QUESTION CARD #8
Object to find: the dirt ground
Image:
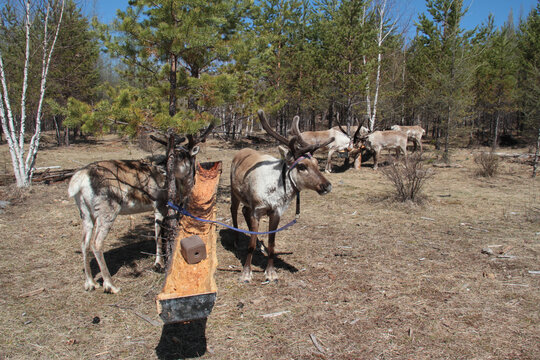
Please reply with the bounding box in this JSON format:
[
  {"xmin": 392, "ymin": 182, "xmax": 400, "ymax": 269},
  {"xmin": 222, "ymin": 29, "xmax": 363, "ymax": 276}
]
[{"xmin": 0, "ymin": 134, "xmax": 539, "ymax": 359}]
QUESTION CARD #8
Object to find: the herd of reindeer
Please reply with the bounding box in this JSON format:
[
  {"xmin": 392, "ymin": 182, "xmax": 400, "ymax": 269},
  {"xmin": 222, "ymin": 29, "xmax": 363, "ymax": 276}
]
[{"xmin": 67, "ymin": 110, "xmax": 425, "ymax": 293}]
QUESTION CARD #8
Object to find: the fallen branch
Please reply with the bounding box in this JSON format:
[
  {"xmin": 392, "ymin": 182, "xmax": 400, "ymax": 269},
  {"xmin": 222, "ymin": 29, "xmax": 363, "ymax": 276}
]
[
  {"xmin": 32, "ymin": 168, "xmax": 76, "ymax": 183},
  {"xmin": 19, "ymin": 288, "xmax": 46, "ymax": 298},
  {"xmin": 132, "ymin": 310, "xmax": 161, "ymax": 327},
  {"xmin": 107, "ymin": 304, "xmax": 161, "ymax": 326},
  {"xmin": 432, "ymin": 163, "xmax": 463, "ymax": 168}
]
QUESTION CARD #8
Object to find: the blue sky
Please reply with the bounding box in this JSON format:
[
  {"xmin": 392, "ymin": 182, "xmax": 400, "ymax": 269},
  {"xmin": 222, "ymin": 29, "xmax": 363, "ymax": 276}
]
[{"xmin": 89, "ymin": 0, "xmax": 538, "ymax": 38}]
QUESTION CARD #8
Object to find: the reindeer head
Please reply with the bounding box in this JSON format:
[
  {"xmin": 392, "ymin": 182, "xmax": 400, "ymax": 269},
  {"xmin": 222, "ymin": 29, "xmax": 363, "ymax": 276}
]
[
  {"xmin": 150, "ymin": 123, "xmax": 214, "ymax": 201},
  {"xmin": 257, "ymin": 110, "xmax": 333, "ymax": 195}
]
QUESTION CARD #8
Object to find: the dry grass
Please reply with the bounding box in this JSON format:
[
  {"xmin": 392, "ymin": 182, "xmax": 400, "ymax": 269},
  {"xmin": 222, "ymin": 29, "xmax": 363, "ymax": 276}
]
[{"xmin": 0, "ymin": 136, "xmax": 539, "ymax": 359}]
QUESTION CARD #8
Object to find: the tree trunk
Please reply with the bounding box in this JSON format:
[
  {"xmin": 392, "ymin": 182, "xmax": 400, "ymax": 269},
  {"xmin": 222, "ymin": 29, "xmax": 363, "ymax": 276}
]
[
  {"xmin": 64, "ymin": 128, "xmax": 70, "ymax": 146},
  {"xmin": 165, "ymin": 132, "xmax": 179, "ymax": 268},
  {"xmin": 165, "ymin": 53, "xmax": 179, "ymax": 268},
  {"xmin": 492, "ymin": 110, "xmax": 500, "ymax": 151},
  {"xmin": 53, "ymin": 116, "xmax": 61, "ymax": 146},
  {"xmin": 0, "ymin": 0, "xmax": 65, "ymax": 187},
  {"xmin": 533, "ymin": 127, "xmax": 540, "ymax": 178},
  {"xmin": 443, "ymin": 105, "xmax": 451, "ymax": 162}
]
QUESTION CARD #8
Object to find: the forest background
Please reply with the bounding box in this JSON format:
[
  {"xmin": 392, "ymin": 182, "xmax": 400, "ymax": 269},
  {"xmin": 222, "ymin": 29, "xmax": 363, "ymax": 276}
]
[{"xmin": 0, "ymin": 0, "xmax": 539, "ymax": 187}]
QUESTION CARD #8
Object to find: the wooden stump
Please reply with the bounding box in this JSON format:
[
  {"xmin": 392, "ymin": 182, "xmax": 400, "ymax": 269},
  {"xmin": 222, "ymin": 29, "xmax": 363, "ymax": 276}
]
[{"xmin": 156, "ymin": 161, "xmax": 222, "ymax": 324}]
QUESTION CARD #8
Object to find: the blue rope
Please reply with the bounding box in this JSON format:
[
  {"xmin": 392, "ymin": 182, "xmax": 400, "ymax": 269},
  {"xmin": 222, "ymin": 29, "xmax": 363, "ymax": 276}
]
[{"xmin": 167, "ymin": 201, "xmax": 297, "ymax": 235}]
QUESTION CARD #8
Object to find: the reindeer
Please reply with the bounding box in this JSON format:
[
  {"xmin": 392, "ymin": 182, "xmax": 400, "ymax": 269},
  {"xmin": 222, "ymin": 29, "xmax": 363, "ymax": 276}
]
[
  {"xmin": 390, "ymin": 125, "xmax": 425, "ymax": 152},
  {"xmin": 357, "ymin": 130, "xmax": 408, "ymax": 170},
  {"xmin": 230, "ymin": 110, "xmax": 333, "ymax": 283},
  {"xmin": 296, "ymin": 127, "xmax": 350, "ymax": 173},
  {"xmin": 67, "ymin": 129, "xmax": 212, "ymax": 293},
  {"xmin": 297, "ymin": 122, "xmax": 369, "ymax": 173}
]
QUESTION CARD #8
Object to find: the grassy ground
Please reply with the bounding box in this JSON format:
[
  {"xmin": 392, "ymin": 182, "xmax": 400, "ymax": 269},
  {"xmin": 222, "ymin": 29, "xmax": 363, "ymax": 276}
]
[{"xmin": 0, "ymin": 134, "xmax": 539, "ymax": 359}]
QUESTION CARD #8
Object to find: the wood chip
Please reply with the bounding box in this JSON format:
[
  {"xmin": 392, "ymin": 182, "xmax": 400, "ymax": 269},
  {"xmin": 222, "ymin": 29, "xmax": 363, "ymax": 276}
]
[
  {"xmin": 310, "ymin": 334, "xmax": 326, "ymax": 353},
  {"xmin": 500, "ymin": 245, "xmax": 514, "ymax": 254},
  {"xmin": 528, "ymin": 271, "xmax": 540, "ymax": 275},
  {"xmin": 261, "ymin": 310, "xmax": 290, "ymax": 318},
  {"xmin": 496, "ymin": 255, "xmax": 515, "ymax": 259}
]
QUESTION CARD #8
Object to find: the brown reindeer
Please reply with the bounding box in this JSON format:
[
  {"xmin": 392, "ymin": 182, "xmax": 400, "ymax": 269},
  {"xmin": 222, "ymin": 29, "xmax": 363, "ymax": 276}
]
[
  {"xmin": 358, "ymin": 130, "xmax": 408, "ymax": 170},
  {"xmin": 390, "ymin": 125, "xmax": 425, "ymax": 152},
  {"xmin": 68, "ymin": 129, "xmax": 212, "ymax": 293},
  {"xmin": 230, "ymin": 110, "xmax": 333, "ymax": 283}
]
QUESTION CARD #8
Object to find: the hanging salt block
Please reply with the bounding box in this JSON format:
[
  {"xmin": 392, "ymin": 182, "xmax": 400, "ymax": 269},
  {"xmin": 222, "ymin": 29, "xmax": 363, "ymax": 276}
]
[{"xmin": 181, "ymin": 235, "xmax": 207, "ymax": 264}]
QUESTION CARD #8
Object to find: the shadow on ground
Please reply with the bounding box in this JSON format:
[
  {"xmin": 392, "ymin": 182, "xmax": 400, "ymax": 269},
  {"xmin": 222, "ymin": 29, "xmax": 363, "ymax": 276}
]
[
  {"xmin": 219, "ymin": 229, "xmax": 298, "ymax": 274},
  {"xmin": 87, "ymin": 218, "xmax": 157, "ymax": 278},
  {"xmin": 155, "ymin": 319, "xmax": 208, "ymax": 359}
]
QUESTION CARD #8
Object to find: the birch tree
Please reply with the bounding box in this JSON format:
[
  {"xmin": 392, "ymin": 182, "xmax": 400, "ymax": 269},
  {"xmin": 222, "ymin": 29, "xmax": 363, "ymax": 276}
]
[
  {"xmin": 364, "ymin": 0, "xmax": 398, "ymax": 131},
  {"xmin": 0, "ymin": 0, "xmax": 65, "ymax": 187}
]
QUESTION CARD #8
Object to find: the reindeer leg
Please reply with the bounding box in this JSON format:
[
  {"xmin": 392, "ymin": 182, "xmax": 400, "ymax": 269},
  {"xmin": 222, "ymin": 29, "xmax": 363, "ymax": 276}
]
[
  {"xmin": 91, "ymin": 215, "xmax": 120, "ymax": 294},
  {"xmin": 373, "ymin": 151, "xmax": 379, "ymax": 170},
  {"xmin": 81, "ymin": 216, "xmax": 99, "ymax": 291},
  {"xmin": 325, "ymin": 149, "xmax": 334, "ymax": 173},
  {"xmin": 153, "ymin": 210, "xmax": 165, "ymax": 271},
  {"xmin": 265, "ymin": 212, "xmax": 281, "ymax": 282},
  {"xmin": 353, "ymin": 151, "xmax": 362, "ymax": 169},
  {"xmin": 230, "ymin": 193, "xmax": 240, "ymax": 249},
  {"xmin": 241, "ymin": 213, "xmax": 259, "ymax": 283},
  {"xmin": 75, "ymin": 197, "xmax": 100, "ymax": 291}
]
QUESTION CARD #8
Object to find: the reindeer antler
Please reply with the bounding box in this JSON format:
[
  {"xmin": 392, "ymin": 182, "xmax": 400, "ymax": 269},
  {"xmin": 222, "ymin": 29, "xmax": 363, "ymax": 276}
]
[
  {"xmin": 290, "ymin": 115, "xmax": 334, "ymax": 155},
  {"xmin": 186, "ymin": 123, "xmax": 215, "ymax": 149},
  {"xmin": 150, "ymin": 134, "xmax": 186, "ymax": 147},
  {"xmin": 257, "ymin": 110, "xmax": 293, "ymax": 146},
  {"xmin": 258, "ymin": 109, "xmax": 334, "ymax": 158}
]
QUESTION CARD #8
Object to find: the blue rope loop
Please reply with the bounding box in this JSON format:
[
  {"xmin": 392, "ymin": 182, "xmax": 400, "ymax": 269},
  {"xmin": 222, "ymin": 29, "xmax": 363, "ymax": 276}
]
[{"xmin": 167, "ymin": 201, "xmax": 297, "ymax": 235}]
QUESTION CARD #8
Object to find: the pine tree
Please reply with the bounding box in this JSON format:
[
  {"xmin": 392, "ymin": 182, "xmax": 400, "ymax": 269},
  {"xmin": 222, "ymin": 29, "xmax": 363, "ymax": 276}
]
[
  {"xmin": 410, "ymin": 0, "xmax": 474, "ymax": 159},
  {"xmin": 102, "ymin": 0, "xmax": 246, "ymax": 263},
  {"xmin": 46, "ymin": 0, "xmax": 100, "ymax": 145},
  {"xmin": 315, "ymin": 0, "xmax": 374, "ymax": 129},
  {"xmin": 517, "ymin": 1, "xmax": 540, "ymax": 141}
]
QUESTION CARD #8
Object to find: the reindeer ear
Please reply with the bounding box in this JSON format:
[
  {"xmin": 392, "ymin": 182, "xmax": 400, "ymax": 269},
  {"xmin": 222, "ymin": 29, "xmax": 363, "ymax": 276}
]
[
  {"xmin": 278, "ymin": 145, "xmax": 294, "ymax": 163},
  {"xmin": 190, "ymin": 145, "xmax": 200, "ymax": 156}
]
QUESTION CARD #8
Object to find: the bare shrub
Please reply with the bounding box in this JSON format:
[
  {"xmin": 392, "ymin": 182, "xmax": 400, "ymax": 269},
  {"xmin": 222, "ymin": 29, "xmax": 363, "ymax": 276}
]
[
  {"xmin": 381, "ymin": 153, "xmax": 433, "ymax": 202},
  {"xmin": 474, "ymin": 152, "xmax": 499, "ymax": 177}
]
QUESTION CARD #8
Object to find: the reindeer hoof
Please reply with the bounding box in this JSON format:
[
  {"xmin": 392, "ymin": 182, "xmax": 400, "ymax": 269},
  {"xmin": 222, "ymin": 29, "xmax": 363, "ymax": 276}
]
[
  {"xmin": 240, "ymin": 270, "xmax": 252, "ymax": 283},
  {"xmin": 265, "ymin": 269, "xmax": 279, "ymax": 282},
  {"xmin": 84, "ymin": 281, "xmax": 99, "ymax": 291},
  {"xmin": 153, "ymin": 262, "xmax": 165, "ymax": 273},
  {"xmin": 103, "ymin": 282, "xmax": 120, "ymax": 294}
]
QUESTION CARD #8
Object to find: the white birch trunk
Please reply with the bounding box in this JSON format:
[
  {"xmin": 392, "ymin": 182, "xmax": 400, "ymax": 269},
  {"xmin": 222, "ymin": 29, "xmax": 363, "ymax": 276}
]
[
  {"xmin": 365, "ymin": 0, "xmax": 397, "ymax": 132},
  {"xmin": 0, "ymin": 0, "xmax": 65, "ymax": 187},
  {"xmin": 0, "ymin": 43, "xmax": 26, "ymax": 186}
]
